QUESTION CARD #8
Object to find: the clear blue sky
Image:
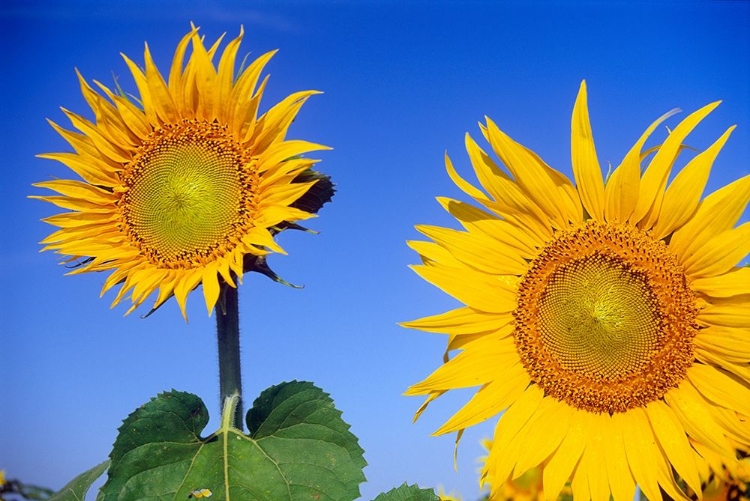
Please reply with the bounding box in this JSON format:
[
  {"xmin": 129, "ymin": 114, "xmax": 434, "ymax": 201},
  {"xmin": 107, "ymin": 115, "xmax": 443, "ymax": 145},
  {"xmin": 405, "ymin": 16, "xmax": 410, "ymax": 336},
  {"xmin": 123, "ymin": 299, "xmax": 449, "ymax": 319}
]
[{"xmin": 1, "ymin": 1, "xmax": 748, "ymax": 499}]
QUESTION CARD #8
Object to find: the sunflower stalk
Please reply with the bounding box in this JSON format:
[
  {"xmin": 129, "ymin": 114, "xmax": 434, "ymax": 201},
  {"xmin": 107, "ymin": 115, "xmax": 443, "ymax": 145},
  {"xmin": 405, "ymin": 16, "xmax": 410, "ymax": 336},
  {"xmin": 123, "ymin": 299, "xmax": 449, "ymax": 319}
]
[{"xmin": 216, "ymin": 282, "xmax": 243, "ymax": 430}]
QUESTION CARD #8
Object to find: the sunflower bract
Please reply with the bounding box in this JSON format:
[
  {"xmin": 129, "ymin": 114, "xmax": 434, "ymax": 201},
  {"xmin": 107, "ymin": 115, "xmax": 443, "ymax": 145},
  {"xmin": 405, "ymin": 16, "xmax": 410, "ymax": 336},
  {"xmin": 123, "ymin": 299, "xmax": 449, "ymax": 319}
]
[
  {"xmin": 404, "ymin": 81, "xmax": 750, "ymax": 501},
  {"xmin": 33, "ymin": 26, "xmax": 330, "ymax": 320}
]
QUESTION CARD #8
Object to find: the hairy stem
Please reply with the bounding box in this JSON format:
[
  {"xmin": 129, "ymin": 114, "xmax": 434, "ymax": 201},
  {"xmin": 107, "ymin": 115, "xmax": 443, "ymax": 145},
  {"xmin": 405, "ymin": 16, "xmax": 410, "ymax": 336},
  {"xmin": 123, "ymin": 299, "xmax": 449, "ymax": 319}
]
[{"xmin": 216, "ymin": 282, "xmax": 243, "ymax": 430}]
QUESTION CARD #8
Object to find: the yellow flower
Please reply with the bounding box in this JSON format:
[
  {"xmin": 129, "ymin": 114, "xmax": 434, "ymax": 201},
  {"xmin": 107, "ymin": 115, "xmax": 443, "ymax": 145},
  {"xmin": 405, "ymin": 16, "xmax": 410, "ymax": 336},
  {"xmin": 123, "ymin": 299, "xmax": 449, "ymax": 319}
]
[
  {"xmin": 33, "ymin": 25, "xmax": 330, "ymax": 320},
  {"xmin": 684, "ymin": 446, "xmax": 750, "ymax": 501},
  {"xmin": 405, "ymin": 81, "xmax": 750, "ymax": 501},
  {"xmin": 437, "ymin": 486, "xmax": 463, "ymax": 501},
  {"xmin": 0, "ymin": 469, "xmax": 5, "ymax": 486}
]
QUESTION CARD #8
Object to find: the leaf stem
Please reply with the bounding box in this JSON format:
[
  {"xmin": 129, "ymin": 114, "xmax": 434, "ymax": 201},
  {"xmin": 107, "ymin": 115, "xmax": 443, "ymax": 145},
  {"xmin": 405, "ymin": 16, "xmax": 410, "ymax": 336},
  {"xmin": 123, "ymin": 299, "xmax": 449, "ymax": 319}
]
[{"xmin": 216, "ymin": 282, "xmax": 243, "ymax": 430}]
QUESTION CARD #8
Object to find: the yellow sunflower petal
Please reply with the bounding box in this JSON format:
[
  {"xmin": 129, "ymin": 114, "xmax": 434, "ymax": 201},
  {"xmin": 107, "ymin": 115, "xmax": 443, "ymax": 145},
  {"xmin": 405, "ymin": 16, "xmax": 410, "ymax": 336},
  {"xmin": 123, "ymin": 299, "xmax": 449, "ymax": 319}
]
[
  {"xmin": 465, "ymin": 132, "xmax": 554, "ymax": 240},
  {"xmin": 406, "ymin": 336, "xmax": 518, "ymax": 395},
  {"xmin": 434, "ymin": 364, "xmax": 529, "ymax": 435},
  {"xmin": 42, "ymin": 211, "xmax": 119, "ymax": 229},
  {"xmin": 601, "ymin": 413, "xmax": 637, "ymax": 501},
  {"xmin": 671, "ymin": 173, "xmax": 750, "ymax": 272},
  {"xmin": 188, "ymin": 32, "xmax": 219, "ymax": 121},
  {"xmin": 691, "ymin": 267, "xmax": 750, "ymax": 298},
  {"xmin": 620, "ymin": 408, "xmax": 681, "ymax": 501},
  {"xmin": 570, "ymin": 80, "xmax": 605, "ymax": 221},
  {"xmin": 96, "ymin": 85, "xmax": 152, "ymax": 140},
  {"xmin": 215, "ymin": 27, "xmax": 243, "ymax": 117},
  {"xmin": 230, "ymin": 49, "xmax": 276, "ymax": 123},
  {"xmin": 399, "ymin": 307, "xmax": 511, "ymax": 335},
  {"xmin": 416, "ymin": 225, "xmax": 527, "ymax": 275},
  {"xmin": 632, "ymin": 101, "xmax": 721, "ymax": 229},
  {"xmin": 168, "ymin": 27, "xmax": 197, "ymax": 98},
  {"xmin": 570, "ymin": 451, "xmax": 592, "ymax": 501},
  {"xmin": 173, "ymin": 269, "xmax": 203, "ymax": 321},
  {"xmin": 683, "ymin": 222, "xmax": 750, "ymax": 278},
  {"xmin": 483, "ymin": 121, "xmax": 572, "ymax": 228},
  {"xmin": 407, "ymin": 240, "xmax": 464, "ymax": 267},
  {"xmin": 121, "ymin": 53, "xmax": 158, "ymax": 125},
  {"xmin": 664, "ymin": 382, "xmax": 735, "ymax": 459},
  {"xmin": 128, "ymin": 268, "xmax": 169, "ymax": 308},
  {"xmin": 36, "ymin": 151, "xmax": 120, "ymax": 186},
  {"xmin": 488, "ymin": 386, "xmax": 545, "ymax": 484},
  {"xmin": 543, "ymin": 410, "xmax": 587, "ymax": 501},
  {"xmin": 694, "ymin": 326, "xmax": 750, "ymax": 364},
  {"xmin": 708, "ymin": 406, "xmax": 750, "ymax": 449},
  {"xmin": 513, "ymin": 399, "xmax": 572, "ymax": 477},
  {"xmin": 202, "ymin": 261, "xmax": 221, "ymax": 317},
  {"xmin": 76, "ymin": 70, "xmax": 137, "ymax": 149},
  {"xmin": 436, "ymin": 197, "xmax": 539, "ymax": 258},
  {"xmin": 33, "ymin": 180, "xmax": 116, "ymax": 205},
  {"xmin": 152, "ymin": 271, "xmax": 180, "ymax": 312},
  {"xmin": 62, "ymin": 109, "xmax": 132, "ymax": 164},
  {"xmin": 248, "ymin": 90, "xmax": 319, "ymax": 151},
  {"xmin": 646, "ymin": 399, "xmax": 703, "ymax": 495},
  {"xmin": 604, "ymin": 108, "xmax": 679, "ymax": 223},
  {"xmin": 409, "ymin": 264, "xmax": 517, "ymax": 313},
  {"xmin": 143, "ymin": 43, "xmax": 178, "ymax": 123},
  {"xmin": 584, "ymin": 416, "xmax": 610, "ymax": 501},
  {"xmin": 695, "ymin": 347, "xmax": 750, "ymax": 384},
  {"xmin": 688, "ymin": 363, "xmax": 750, "ymax": 417},
  {"xmin": 445, "ymin": 151, "xmax": 490, "ymax": 202},
  {"xmin": 651, "ymin": 126, "xmax": 734, "ymax": 239},
  {"xmin": 494, "ymin": 385, "xmax": 545, "ymax": 452},
  {"xmin": 698, "ymin": 301, "xmax": 750, "ymax": 329}
]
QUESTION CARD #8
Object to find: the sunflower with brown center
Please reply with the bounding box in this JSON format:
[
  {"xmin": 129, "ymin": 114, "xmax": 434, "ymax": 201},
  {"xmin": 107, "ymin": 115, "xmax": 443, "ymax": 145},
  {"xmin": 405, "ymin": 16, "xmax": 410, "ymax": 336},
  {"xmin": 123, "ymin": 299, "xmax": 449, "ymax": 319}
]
[
  {"xmin": 404, "ymin": 82, "xmax": 750, "ymax": 501},
  {"xmin": 33, "ymin": 26, "xmax": 331, "ymax": 320}
]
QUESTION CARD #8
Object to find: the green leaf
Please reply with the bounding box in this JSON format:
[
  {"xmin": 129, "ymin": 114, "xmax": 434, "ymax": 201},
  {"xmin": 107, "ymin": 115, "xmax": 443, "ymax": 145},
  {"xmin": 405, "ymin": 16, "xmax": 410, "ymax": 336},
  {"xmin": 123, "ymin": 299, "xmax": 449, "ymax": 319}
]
[
  {"xmin": 47, "ymin": 460, "xmax": 109, "ymax": 501},
  {"xmin": 100, "ymin": 382, "xmax": 366, "ymax": 501},
  {"xmin": 371, "ymin": 483, "xmax": 440, "ymax": 501}
]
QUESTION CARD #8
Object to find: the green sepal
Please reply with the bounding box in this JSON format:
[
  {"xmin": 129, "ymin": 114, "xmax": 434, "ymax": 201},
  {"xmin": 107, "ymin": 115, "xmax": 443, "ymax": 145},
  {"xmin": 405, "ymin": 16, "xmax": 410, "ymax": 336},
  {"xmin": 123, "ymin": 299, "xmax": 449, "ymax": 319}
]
[
  {"xmin": 288, "ymin": 168, "xmax": 335, "ymax": 216},
  {"xmin": 370, "ymin": 483, "xmax": 441, "ymax": 501},
  {"xmin": 243, "ymin": 254, "xmax": 303, "ymax": 288}
]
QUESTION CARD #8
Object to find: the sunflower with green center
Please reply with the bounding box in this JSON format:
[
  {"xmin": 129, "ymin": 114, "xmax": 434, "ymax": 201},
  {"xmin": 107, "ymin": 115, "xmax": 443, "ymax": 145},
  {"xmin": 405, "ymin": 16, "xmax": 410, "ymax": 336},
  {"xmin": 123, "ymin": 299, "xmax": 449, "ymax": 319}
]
[
  {"xmin": 33, "ymin": 26, "xmax": 331, "ymax": 320},
  {"xmin": 404, "ymin": 81, "xmax": 750, "ymax": 501}
]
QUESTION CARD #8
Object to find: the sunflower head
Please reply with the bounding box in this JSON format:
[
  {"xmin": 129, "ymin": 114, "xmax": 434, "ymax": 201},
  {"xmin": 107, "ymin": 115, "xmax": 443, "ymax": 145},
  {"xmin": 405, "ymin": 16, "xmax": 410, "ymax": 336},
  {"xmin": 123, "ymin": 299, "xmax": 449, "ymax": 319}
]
[
  {"xmin": 405, "ymin": 82, "xmax": 750, "ymax": 501},
  {"xmin": 33, "ymin": 25, "xmax": 332, "ymax": 320}
]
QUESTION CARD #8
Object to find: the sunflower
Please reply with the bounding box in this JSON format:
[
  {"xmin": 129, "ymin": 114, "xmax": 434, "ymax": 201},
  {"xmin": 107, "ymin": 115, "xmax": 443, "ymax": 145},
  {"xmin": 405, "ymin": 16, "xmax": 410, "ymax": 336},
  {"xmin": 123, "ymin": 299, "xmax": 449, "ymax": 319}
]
[
  {"xmin": 684, "ymin": 445, "xmax": 750, "ymax": 501},
  {"xmin": 437, "ymin": 487, "xmax": 463, "ymax": 501},
  {"xmin": 404, "ymin": 81, "xmax": 750, "ymax": 501},
  {"xmin": 33, "ymin": 26, "xmax": 331, "ymax": 320}
]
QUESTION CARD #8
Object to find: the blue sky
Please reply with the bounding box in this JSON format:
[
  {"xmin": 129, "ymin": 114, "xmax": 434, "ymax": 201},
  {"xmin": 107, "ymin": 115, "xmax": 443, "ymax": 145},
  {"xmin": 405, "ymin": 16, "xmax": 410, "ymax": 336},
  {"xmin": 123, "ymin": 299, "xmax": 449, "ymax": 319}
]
[{"xmin": 1, "ymin": 1, "xmax": 749, "ymax": 499}]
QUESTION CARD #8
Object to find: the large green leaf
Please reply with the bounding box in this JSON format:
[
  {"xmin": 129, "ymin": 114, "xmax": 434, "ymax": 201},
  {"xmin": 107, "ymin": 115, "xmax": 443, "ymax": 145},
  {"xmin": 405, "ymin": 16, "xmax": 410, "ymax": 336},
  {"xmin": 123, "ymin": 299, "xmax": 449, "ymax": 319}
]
[
  {"xmin": 370, "ymin": 483, "xmax": 440, "ymax": 501},
  {"xmin": 99, "ymin": 382, "xmax": 365, "ymax": 501},
  {"xmin": 47, "ymin": 460, "xmax": 109, "ymax": 501}
]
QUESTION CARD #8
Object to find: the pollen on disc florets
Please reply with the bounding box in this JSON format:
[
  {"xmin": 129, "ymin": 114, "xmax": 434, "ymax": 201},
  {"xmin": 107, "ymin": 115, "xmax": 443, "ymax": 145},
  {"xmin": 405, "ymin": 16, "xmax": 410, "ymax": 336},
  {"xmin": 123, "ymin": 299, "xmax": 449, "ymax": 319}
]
[
  {"xmin": 513, "ymin": 220, "xmax": 698, "ymax": 414},
  {"xmin": 119, "ymin": 119, "xmax": 257, "ymax": 269}
]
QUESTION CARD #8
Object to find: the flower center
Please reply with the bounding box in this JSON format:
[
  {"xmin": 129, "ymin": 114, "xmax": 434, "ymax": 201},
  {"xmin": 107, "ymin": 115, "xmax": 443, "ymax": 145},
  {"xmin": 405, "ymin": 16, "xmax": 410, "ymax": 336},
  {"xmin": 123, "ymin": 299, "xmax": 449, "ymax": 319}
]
[
  {"xmin": 513, "ymin": 221, "xmax": 697, "ymax": 414},
  {"xmin": 539, "ymin": 254, "xmax": 659, "ymax": 379},
  {"xmin": 120, "ymin": 120, "xmax": 254, "ymax": 267}
]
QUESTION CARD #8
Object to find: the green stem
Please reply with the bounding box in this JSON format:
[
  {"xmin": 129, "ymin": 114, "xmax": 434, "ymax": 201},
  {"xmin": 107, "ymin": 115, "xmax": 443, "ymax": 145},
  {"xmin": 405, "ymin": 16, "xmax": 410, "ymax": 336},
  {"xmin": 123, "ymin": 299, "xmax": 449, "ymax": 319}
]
[{"xmin": 216, "ymin": 282, "xmax": 243, "ymax": 430}]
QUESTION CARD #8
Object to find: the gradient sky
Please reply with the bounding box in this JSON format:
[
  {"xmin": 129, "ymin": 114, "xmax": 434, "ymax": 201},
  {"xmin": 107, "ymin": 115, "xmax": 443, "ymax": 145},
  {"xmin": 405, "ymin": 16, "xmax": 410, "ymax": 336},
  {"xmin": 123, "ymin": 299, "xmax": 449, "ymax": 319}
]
[{"xmin": 2, "ymin": 1, "xmax": 749, "ymax": 499}]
